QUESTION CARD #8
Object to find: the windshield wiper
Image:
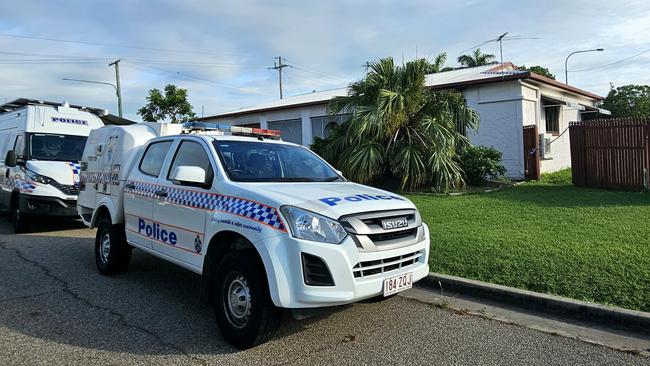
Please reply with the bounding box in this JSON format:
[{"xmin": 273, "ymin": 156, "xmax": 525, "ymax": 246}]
[
  {"xmin": 277, "ymin": 177, "xmax": 317, "ymax": 182},
  {"xmin": 324, "ymin": 176, "xmax": 342, "ymax": 182}
]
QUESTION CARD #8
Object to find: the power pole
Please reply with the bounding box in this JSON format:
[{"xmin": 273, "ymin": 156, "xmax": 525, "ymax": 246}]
[
  {"xmin": 109, "ymin": 59, "xmax": 123, "ymax": 117},
  {"xmin": 268, "ymin": 56, "xmax": 289, "ymax": 99}
]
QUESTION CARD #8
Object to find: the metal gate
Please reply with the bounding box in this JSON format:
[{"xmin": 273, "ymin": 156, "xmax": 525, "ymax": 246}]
[{"xmin": 523, "ymin": 125, "xmax": 540, "ymax": 180}]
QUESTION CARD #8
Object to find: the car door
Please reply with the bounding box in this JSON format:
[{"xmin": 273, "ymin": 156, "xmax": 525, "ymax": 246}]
[
  {"xmin": 0, "ymin": 133, "xmax": 15, "ymax": 209},
  {"xmin": 152, "ymin": 138, "xmax": 215, "ymax": 268},
  {"xmin": 124, "ymin": 139, "xmax": 174, "ymax": 250}
]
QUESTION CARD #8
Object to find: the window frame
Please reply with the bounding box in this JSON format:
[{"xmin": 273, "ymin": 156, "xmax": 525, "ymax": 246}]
[
  {"xmin": 138, "ymin": 139, "xmax": 174, "ymax": 178},
  {"xmin": 543, "ymin": 99, "xmax": 561, "ymax": 135},
  {"xmin": 166, "ymin": 139, "xmax": 215, "ymax": 188}
]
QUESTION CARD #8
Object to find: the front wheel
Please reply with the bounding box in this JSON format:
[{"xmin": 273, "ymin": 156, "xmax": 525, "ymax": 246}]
[
  {"xmin": 214, "ymin": 251, "xmax": 283, "ymax": 349},
  {"xmin": 11, "ymin": 205, "xmax": 29, "ymax": 233},
  {"xmin": 95, "ymin": 217, "xmax": 132, "ymax": 275}
]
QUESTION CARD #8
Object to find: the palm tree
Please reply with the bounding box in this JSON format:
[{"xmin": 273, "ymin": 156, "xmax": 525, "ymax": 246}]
[
  {"xmin": 457, "ymin": 48, "xmax": 496, "ymax": 68},
  {"xmin": 427, "ymin": 52, "xmax": 453, "ymax": 73},
  {"xmin": 322, "ymin": 57, "xmax": 479, "ymax": 192}
]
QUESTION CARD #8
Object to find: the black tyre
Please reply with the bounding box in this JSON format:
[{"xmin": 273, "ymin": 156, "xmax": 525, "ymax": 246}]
[
  {"xmin": 95, "ymin": 216, "xmax": 132, "ymax": 275},
  {"xmin": 214, "ymin": 251, "xmax": 283, "ymax": 349},
  {"xmin": 10, "ymin": 202, "xmax": 29, "ymax": 233}
]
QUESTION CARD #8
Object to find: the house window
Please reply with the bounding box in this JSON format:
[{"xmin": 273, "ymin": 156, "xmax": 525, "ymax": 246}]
[
  {"xmin": 543, "ymin": 100, "xmax": 561, "ymax": 134},
  {"xmin": 311, "ymin": 114, "xmax": 351, "ymax": 139},
  {"xmin": 267, "ymin": 118, "xmax": 302, "ymax": 145}
]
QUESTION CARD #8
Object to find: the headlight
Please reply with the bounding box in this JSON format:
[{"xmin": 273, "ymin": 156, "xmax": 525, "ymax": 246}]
[
  {"xmin": 26, "ymin": 170, "xmax": 52, "ymax": 184},
  {"xmin": 281, "ymin": 206, "xmax": 347, "ymax": 244}
]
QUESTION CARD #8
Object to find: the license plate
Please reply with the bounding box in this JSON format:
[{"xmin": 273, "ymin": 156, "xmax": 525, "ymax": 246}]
[{"xmin": 383, "ymin": 272, "xmax": 413, "ymax": 296}]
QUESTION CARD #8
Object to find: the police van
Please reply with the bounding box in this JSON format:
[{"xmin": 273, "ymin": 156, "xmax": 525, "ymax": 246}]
[
  {"xmin": 0, "ymin": 99, "xmax": 105, "ymax": 232},
  {"xmin": 77, "ymin": 122, "xmax": 430, "ymax": 348}
]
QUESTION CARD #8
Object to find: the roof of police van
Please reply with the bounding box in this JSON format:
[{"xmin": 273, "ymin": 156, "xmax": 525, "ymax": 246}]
[{"xmin": 0, "ymin": 98, "xmax": 108, "ymax": 116}]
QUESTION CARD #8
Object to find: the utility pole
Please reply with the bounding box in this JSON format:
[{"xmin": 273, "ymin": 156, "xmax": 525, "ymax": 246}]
[
  {"xmin": 109, "ymin": 59, "xmax": 123, "ymax": 117},
  {"xmin": 268, "ymin": 56, "xmax": 289, "ymax": 99}
]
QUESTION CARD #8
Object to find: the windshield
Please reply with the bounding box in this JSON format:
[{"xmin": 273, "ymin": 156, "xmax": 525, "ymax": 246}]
[
  {"xmin": 29, "ymin": 133, "xmax": 87, "ymax": 162},
  {"xmin": 213, "ymin": 140, "xmax": 342, "ymax": 182}
]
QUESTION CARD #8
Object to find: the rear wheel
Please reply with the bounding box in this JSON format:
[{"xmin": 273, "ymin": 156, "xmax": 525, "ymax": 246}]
[
  {"xmin": 214, "ymin": 251, "xmax": 283, "ymax": 349},
  {"xmin": 95, "ymin": 216, "xmax": 132, "ymax": 275}
]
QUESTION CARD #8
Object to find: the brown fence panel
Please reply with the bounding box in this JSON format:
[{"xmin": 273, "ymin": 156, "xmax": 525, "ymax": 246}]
[{"xmin": 569, "ymin": 118, "xmax": 649, "ymax": 191}]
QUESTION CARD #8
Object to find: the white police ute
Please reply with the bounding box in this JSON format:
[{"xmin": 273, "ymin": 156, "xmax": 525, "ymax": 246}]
[
  {"xmin": 0, "ymin": 98, "xmax": 105, "ymax": 232},
  {"xmin": 77, "ymin": 121, "xmax": 430, "ymax": 348}
]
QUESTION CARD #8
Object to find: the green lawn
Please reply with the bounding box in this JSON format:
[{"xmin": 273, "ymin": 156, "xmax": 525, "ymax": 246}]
[{"xmin": 407, "ymin": 179, "xmax": 650, "ymax": 312}]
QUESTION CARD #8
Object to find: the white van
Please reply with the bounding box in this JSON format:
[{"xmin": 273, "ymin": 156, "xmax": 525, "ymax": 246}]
[{"xmin": 0, "ymin": 98, "xmax": 105, "ymax": 232}]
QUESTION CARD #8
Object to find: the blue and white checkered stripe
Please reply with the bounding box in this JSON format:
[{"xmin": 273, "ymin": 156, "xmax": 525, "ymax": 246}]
[
  {"xmin": 125, "ymin": 181, "xmax": 286, "ymax": 231},
  {"xmin": 80, "ymin": 171, "xmax": 120, "ymax": 185},
  {"xmin": 68, "ymin": 162, "xmax": 81, "ymax": 184},
  {"xmin": 10, "ymin": 178, "xmax": 36, "ymax": 193}
]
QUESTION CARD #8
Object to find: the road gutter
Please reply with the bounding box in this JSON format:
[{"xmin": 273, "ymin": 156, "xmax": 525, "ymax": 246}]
[{"xmin": 400, "ymin": 272, "xmax": 650, "ymax": 357}]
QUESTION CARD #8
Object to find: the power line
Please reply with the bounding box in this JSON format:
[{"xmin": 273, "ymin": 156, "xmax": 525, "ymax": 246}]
[
  {"xmin": 0, "ymin": 33, "xmax": 252, "ymax": 58},
  {"xmin": 127, "ymin": 63, "xmax": 269, "ymax": 95},
  {"xmin": 570, "ymin": 49, "xmax": 650, "ymax": 72}
]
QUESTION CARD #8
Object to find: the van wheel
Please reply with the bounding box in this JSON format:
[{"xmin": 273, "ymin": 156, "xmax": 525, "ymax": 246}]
[
  {"xmin": 214, "ymin": 251, "xmax": 283, "ymax": 349},
  {"xmin": 10, "ymin": 205, "xmax": 29, "ymax": 233},
  {"xmin": 95, "ymin": 216, "xmax": 132, "ymax": 275}
]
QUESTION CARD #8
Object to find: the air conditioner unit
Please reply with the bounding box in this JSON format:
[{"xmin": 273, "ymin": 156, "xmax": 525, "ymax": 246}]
[{"xmin": 539, "ymin": 133, "xmax": 552, "ymax": 158}]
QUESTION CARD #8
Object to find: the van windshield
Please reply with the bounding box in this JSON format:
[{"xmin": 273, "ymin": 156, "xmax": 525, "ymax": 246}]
[
  {"xmin": 212, "ymin": 140, "xmax": 342, "ymax": 182},
  {"xmin": 29, "ymin": 133, "xmax": 87, "ymax": 162}
]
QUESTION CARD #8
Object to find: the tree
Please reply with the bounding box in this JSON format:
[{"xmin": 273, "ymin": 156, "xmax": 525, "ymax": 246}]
[
  {"xmin": 601, "ymin": 84, "xmax": 650, "ymax": 118},
  {"xmin": 138, "ymin": 84, "xmax": 196, "ymax": 123},
  {"xmin": 319, "ymin": 57, "xmax": 479, "ymax": 192},
  {"xmin": 426, "ymin": 52, "xmax": 453, "ymax": 73},
  {"xmin": 457, "ymin": 48, "xmax": 496, "ymax": 68},
  {"xmin": 517, "ymin": 65, "xmax": 556, "ymax": 79}
]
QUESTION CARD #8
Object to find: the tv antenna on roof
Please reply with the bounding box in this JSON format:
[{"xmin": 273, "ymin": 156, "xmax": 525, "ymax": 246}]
[{"xmin": 459, "ymin": 32, "xmax": 539, "ymax": 69}]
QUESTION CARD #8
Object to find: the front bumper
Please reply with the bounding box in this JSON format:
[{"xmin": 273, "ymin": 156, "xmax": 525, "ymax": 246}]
[
  {"xmin": 258, "ymin": 223, "xmax": 430, "ymax": 308},
  {"xmin": 18, "ymin": 193, "xmax": 78, "ymax": 216}
]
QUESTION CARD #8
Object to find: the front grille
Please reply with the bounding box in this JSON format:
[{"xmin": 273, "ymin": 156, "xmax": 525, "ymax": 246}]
[
  {"xmin": 51, "ymin": 181, "xmax": 80, "ymax": 195},
  {"xmin": 367, "ymin": 228, "xmax": 417, "ymax": 243},
  {"xmin": 361, "ymin": 213, "xmax": 415, "ymax": 230},
  {"xmin": 352, "ymin": 250, "xmax": 423, "ymax": 278},
  {"xmin": 302, "ymin": 253, "xmax": 334, "ymax": 286},
  {"xmin": 339, "ymin": 209, "xmax": 423, "ymax": 252}
]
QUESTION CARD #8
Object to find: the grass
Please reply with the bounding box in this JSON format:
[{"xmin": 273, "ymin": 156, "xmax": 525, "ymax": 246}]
[{"xmin": 407, "ymin": 170, "xmax": 650, "ymax": 312}]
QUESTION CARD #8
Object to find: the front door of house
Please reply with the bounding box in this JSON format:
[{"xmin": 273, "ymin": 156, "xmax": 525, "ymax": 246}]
[{"xmin": 523, "ymin": 125, "xmax": 540, "ymax": 180}]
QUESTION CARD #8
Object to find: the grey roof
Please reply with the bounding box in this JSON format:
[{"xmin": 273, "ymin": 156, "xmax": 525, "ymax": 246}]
[{"xmin": 0, "ymin": 98, "xmax": 109, "ymax": 116}]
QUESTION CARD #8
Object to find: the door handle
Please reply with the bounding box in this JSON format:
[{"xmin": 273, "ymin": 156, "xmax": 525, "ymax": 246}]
[
  {"xmin": 155, "ymin": 190, "xmax": 168, "ymax": 197},
  {"xmin": 125, "ymin": 183, "xmax": 136, "ymax": 189}
]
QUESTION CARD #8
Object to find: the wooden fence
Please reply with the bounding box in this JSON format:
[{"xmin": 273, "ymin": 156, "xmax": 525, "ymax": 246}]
[{"xmin": 569, "ymin": 118, "xmax": 650, "ymax": 191}]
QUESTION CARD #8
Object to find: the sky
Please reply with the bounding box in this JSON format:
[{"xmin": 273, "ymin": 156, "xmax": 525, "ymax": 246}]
[{"xmin": 1, "ymin": 0, "xmax": 649, "ymax": 121}]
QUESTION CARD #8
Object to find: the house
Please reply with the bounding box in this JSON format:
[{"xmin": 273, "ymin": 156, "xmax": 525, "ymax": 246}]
[{"xmin": 195, "ymin": 63, "xmax": 609, "ymax": 179}]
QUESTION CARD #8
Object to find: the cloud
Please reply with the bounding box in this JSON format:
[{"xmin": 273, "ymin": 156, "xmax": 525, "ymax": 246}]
[{"xmin": 0, "ymin": 0, "xmax": 649, "ymax": 118}]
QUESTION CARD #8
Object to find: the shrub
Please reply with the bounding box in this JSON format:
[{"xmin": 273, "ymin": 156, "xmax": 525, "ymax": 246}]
[
  {"xmin": 459, "ymin": 146, "xmax": 507, "ymax": 186},
  {"xmin": 539, "ymin": 169, "xmax": 572, "ymax": 185}
]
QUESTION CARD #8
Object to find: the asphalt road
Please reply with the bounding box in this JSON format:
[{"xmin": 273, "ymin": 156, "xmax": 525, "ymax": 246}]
[{"xmin": 0, "ymin": 218, "xmax": 648, "ymax": 366}]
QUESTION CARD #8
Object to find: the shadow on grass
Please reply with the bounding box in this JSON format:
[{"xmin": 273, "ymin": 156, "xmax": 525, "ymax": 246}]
[{"xmin": 482, "ymin": 183, "xmax": 650, "ymax": 208}]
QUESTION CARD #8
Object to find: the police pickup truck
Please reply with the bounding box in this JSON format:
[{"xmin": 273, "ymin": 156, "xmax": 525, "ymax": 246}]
[{"xmin": 77, "ymin": 122, "xmax": 430, "ymax": 348}]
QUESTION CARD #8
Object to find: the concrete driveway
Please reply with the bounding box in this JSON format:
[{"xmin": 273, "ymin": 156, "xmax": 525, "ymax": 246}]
[{"xmin": 0, "ymin": 219, "xmax": 647, "ymax": 366}]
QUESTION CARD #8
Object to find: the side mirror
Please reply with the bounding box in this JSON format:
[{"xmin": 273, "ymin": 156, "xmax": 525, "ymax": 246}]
[
  {"xmin": 335, "ymin": 169, "xmax": 344, "ymax": 178},
  {"xmin": 4, "ymin": 150, "xmax": 17, "ymax": 167},
  {"xmin": 170, "ymin": 166, "xmax": 207, "ymax": 186}
]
